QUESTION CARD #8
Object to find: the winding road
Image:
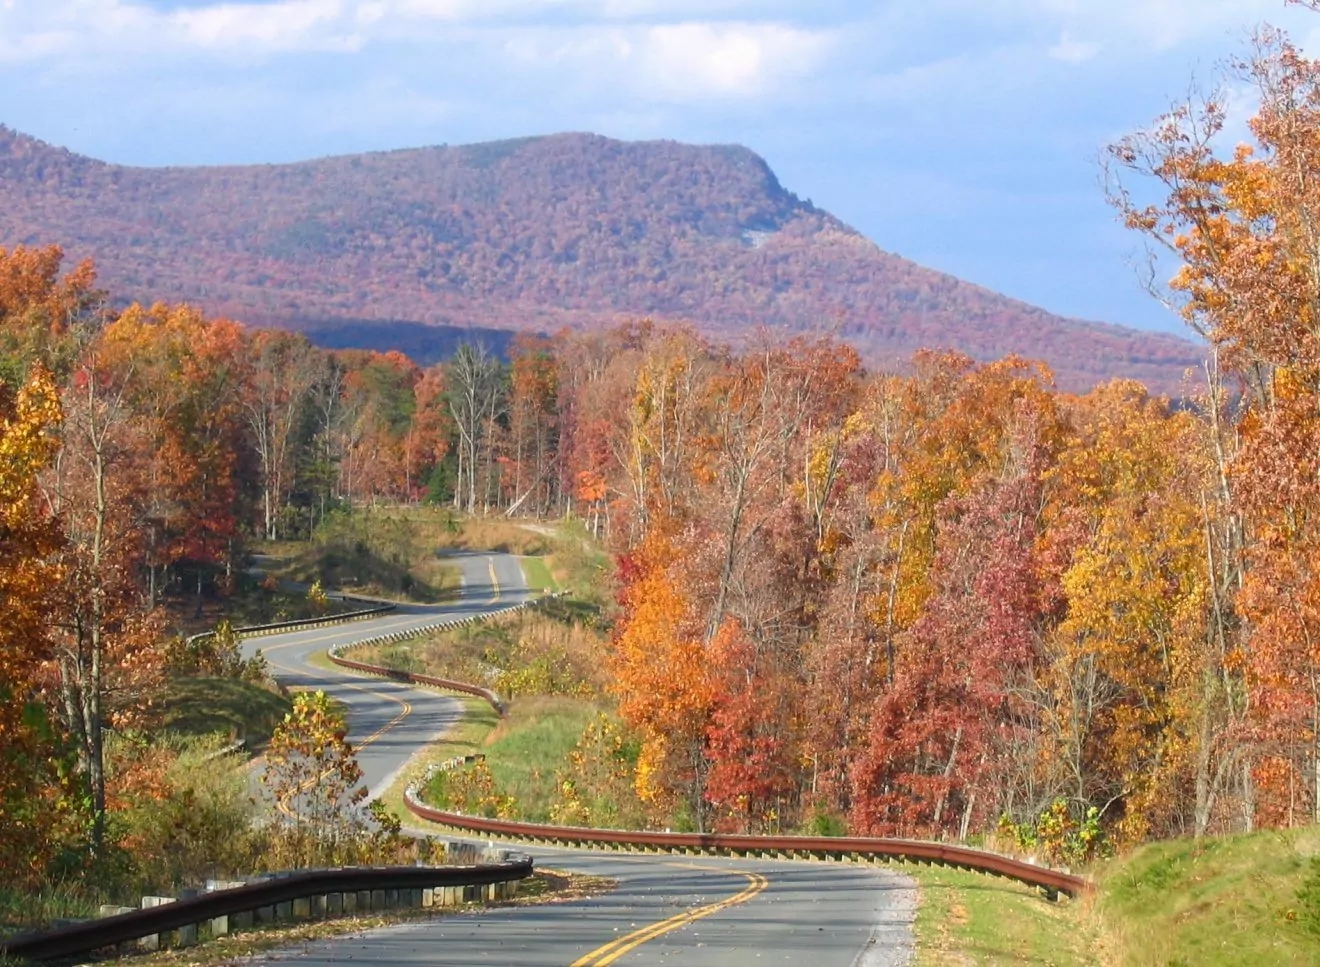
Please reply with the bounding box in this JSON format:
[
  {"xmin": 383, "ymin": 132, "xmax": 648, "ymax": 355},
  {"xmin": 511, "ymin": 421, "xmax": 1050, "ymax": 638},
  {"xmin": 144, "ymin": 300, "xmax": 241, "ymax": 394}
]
[{"xmin": 241, "ymin": 552, "xmax": 916, "ymax": 966}]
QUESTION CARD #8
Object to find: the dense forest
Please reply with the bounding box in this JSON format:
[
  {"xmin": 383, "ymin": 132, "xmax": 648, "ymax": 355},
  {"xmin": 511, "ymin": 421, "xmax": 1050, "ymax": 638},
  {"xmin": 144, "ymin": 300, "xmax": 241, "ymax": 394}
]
[
  {"xmin": 0, "ymin": 128, "xmax": 1201, "ymax": 393},
  {"xmin": 7, "ymin": 20, "xmax": 1320, "ymax": 903}
]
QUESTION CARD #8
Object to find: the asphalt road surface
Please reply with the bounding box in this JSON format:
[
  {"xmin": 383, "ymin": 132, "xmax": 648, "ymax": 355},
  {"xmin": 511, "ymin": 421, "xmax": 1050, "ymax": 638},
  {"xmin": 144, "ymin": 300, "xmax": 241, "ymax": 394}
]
[
  {"xmin": 243, "ymin": 550, "xmax": 916, "ymax": 966},
  {"xmin": 242, "ymin": 550, "xmax": 532, "ymax": 795}
]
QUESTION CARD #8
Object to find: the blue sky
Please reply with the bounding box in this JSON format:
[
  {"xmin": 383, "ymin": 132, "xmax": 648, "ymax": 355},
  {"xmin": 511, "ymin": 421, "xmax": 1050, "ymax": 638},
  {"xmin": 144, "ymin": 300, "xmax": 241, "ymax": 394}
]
[{"xmin": 0, "ymin": 0, "xmax": 1316, "ymax": 336}]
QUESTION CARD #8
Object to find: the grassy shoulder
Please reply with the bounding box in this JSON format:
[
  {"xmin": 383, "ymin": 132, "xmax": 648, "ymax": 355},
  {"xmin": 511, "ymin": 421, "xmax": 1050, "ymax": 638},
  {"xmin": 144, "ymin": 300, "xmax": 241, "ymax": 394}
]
[
  {"xmin": 521, "ymin": 555, "xmax": 559, "ymax": 594},
  {"xmin": 474, "ymin": 696, "xmax": 602, "ymax": 821},
  {"xmin": 370, "ymin": 686, "xmax": 601, "ymax": 825},
  {"xmin": 911, "ymin": 824, "xmax": 1320, "ymax": 967},
  {"xmin": 373, "ymin": 692, "xmax": 501, "ymax": 822},
  {"xmin": 909, "ymin": 864, "xmax": 1099, "ymax": 967}
]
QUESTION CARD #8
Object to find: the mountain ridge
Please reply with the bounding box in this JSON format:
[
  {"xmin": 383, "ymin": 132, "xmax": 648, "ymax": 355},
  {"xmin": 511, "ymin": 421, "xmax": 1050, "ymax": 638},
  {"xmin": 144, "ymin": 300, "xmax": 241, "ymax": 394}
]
[{"xmin": 0, "ymin": 125, "xmax": 1201, "ymax": 391}]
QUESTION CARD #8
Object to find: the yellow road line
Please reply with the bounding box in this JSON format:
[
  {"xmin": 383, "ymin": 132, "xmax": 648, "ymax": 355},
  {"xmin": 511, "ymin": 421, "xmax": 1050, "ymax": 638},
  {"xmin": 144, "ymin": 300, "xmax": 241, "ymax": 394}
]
[
  {"xmin": 569, "ymin": 868, "xmax": 768, "ymax": 966},
  {"xmin": 488, "ymin": 555, "xmax": 501, "ymax": 602}
]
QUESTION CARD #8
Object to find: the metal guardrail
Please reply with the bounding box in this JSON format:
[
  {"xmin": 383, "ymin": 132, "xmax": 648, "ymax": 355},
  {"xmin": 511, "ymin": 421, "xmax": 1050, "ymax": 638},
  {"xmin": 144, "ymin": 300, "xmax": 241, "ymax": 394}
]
[
  {"xmin": 327, "ymin": 653, "xmax": 506, "ymax": 714},
  {"xmin": 186, "ymin": 596, "xmax": 400, "ymax": 647},
  {"xmin": 324, "ymin": 594, "xmax": 567, "ymax": 716},
  {"xmin": 402, "ymin": 793, "xmax": 1089, "ymax": 898},
  {"xmin": 0, "ymin": 861, "xmax": 533, "ymax": 962}
]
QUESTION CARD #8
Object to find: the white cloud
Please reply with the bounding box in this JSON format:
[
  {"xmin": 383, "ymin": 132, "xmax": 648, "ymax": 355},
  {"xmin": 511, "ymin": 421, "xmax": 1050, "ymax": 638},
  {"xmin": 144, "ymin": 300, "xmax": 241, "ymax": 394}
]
[
  {"xmin": 637, "ymin": 22, "xmax": 829, "ymax": 98},
  {"xmin": 500, "ymin": 20, "xmax": 830, "ymax": 101},
  {"xmin": 170, "ymin": 0, "xmax": 359, "ymax": 52},
  {"xmin": 930, "ymin": 0, "xmax": 1306, "ymax": 54},
  {"xmin": 1048, "ymin": 31, "xmax": 1099, "ymax": 64}
]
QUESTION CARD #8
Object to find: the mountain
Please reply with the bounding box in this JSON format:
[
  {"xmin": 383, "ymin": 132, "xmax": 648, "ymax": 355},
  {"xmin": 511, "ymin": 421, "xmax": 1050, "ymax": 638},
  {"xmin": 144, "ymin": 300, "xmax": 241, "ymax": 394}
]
[{"xmin": 0, "ymin": 126, "xmax": 1201, "ymax": 391}]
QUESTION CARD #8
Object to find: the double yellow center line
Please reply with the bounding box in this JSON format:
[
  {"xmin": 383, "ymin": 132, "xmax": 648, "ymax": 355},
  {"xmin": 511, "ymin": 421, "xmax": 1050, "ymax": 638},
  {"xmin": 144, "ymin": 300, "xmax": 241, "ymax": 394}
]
[{"xmin": 569, "ymin": 867, "xmax": 769, "ymax": 966}]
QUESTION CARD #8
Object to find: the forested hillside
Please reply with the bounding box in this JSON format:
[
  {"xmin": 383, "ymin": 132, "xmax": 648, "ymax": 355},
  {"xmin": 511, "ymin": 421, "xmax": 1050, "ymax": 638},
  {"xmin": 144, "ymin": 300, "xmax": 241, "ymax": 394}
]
[{"xmin": 0, "ymin": 126, "xmax": 1200, "ymax": 391}]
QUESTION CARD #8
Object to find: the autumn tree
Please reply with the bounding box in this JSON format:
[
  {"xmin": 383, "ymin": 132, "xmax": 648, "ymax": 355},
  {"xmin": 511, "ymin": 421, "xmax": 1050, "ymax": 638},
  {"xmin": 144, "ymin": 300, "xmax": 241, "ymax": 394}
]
[
  {"xmin": 262, "ymin": 690, "xmax": 368, "ymax": 866},
  {"xmin": 851, "ymin": 397, "xmax": 1060, "ymax": 838},
  {"xmin": 41, "ymin": 342, "xmax": 168, "ymax": 851},
  {"xmin": 0, "ymin": 365, "xmax": 69, "ymax": 884},
  {"xmin": 508, "ymin": 335, "xmax": 560, "ymax": 516},
  {"xmin": 0, "ymin": 244, "xmax": 99, "ymax": 382},
  {"xmin": 99, "ymin": 304, "xmax": 251, "ymax": 608},
  {"xmin": 611, "ymin": 527, "xmax": 716, "ymax": 828},
  {"xmin": 447, "ymin": 341, "xmax": 504, "ymax": 513},
  {"xmin": 1106, "ymin": 23, "xmax": 1320, "ymax": 827}
]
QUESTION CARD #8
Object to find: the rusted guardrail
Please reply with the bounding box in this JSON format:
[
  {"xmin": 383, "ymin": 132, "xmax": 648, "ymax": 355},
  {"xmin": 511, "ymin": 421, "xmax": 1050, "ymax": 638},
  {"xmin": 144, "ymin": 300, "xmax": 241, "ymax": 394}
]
[
  {"xmin": 402, "ymin": 793, "xmax": 1089, "ymax": 899},
  {"xmin": 0, "ymin": 860, "xmax": 533, "ymax": 963},
  {"xmin": 327, "ymin": 653, "xmax": 506, "ymax": 714},
  {"xmin": 324, "ymin": 595, "xmax": 565, "ymax": 716}
]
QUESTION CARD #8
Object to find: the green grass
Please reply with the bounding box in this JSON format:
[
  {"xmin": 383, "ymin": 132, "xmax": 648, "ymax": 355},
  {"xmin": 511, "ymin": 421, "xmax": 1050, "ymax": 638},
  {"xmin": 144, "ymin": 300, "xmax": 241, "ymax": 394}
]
[
  {"xmin": 909, "ymin": 825, "xmax": 1320, "ymax": 966},
  {"xmin": 374, "ymin": 692, "xmax": 501, "ymax": 823},
  {"xmin": 424, "ymin": 696, "xmax": 601, "ymax": 822},
  {"xmin": 274, "ymin": 510, "xmax": 463, "ymax": 603},
  {"xmin": 520, "ymin": 556, "xmax": 559, "ymax": 594},
  {"xmin": 481, "ymin": 697, "xmax": 600, "ymax": 820},
  {"xmin": 160, "ymin": 676, "xmax": 292, "ymax": 751},
  {"xmin": 909, "ymin": 864, "xmax": 1098, "ymax": 966},
  {"xmin": 1096, "ymin": 826, "xmax": 1320, "ymax": 966}
]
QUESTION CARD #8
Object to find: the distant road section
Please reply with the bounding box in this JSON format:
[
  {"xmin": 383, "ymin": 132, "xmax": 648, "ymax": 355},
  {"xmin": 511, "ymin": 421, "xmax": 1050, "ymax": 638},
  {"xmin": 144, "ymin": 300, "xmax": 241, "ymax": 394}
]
[{"xmin": 240, "ymin": 550, "xmax": 531, "ymax": 795}]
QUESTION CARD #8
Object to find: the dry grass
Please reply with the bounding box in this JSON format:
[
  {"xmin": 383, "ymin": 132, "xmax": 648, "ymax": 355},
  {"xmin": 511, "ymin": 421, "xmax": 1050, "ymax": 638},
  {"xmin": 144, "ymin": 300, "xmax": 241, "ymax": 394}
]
[{"xmin": 352, "ymin": 605, "xmax": 610, "ymax": 699}]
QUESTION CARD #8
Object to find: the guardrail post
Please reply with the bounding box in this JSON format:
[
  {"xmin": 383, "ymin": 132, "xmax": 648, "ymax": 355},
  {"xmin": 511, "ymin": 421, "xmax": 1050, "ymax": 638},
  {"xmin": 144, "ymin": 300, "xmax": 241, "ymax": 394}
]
[
  {"xmin": 139, "ymin": 896, "xmax": 174, "ymax": 950},
  {"xmin": 371, "ymin": 889, "xmax": 385, "ymax": 910},
  {"xmin": 292, "ymin": 896, "xmax": 311, "ymax": 919},
  {"xmin": 275, "ymin": 900, "xmax": 293, "ymax": 921},
  {"xmin": 327, "ymin": 893, "xmax": 343, "ymax": 915}
]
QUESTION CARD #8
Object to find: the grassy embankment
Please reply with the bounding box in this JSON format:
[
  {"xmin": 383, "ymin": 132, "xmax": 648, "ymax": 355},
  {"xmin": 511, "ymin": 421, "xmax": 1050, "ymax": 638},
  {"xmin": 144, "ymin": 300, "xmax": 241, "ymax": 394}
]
[
  {"xmin": 355, "ymin": 599, "xmax": 612, "ymax": 825},
  {"xmin": 912, "ymin": 824, "xmax": 1320, "ymax": 966},
  {"xmin": 161, "ymin": 676, "xmax": 291, "ymax": 751},
  {"xmin": 261, "ymin": 510, "xmax": 461, "ymax": 603}
]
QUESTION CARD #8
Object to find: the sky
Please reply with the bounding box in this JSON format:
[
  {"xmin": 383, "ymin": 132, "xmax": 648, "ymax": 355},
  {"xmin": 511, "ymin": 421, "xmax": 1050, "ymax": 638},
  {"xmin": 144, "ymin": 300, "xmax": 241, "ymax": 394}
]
[{"xmin": 0, "ymin": 1, "xmax": 1318, "ymax": 337}]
